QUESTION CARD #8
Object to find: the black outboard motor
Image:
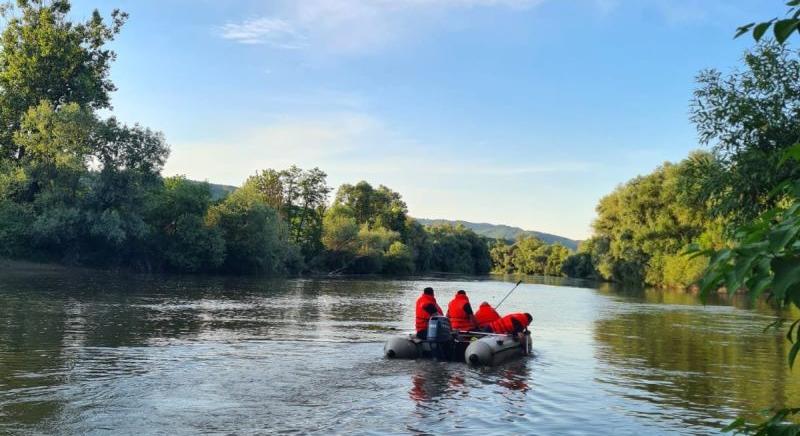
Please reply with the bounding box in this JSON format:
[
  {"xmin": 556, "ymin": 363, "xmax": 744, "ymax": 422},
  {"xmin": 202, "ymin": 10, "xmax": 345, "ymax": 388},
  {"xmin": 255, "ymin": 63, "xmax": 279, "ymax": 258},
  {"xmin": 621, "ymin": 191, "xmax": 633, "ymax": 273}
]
[{"xmin": 426, "ymin": 316, "xmax": 453, "ymax": 360}]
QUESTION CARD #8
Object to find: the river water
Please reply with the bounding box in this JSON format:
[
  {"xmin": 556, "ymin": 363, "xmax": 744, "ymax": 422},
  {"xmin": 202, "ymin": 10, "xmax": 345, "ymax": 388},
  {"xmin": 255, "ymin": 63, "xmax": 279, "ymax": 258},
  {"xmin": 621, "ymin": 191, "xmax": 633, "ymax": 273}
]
[{"xmin": 1, "ymin": 266, "xmax": 798, "ymax": 435}]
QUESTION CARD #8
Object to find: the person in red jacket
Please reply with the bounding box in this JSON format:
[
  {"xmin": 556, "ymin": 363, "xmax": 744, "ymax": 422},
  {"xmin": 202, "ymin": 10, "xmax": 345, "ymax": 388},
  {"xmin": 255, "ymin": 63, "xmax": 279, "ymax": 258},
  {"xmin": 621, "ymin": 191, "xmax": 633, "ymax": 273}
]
[
  {"xmin": 474, "ymin": 301, "xmax": 500, "ymax": 328},
  {"xmin": 447, "ymin": 290, "xmax": 479, "ymax": 332},
  {"xmin": 415, "ymin": 287, "xmax": 443, "ymax": 339},
  {"xmin": 486, "ymin": 313, "xmax": 532, "ymax": 335}
]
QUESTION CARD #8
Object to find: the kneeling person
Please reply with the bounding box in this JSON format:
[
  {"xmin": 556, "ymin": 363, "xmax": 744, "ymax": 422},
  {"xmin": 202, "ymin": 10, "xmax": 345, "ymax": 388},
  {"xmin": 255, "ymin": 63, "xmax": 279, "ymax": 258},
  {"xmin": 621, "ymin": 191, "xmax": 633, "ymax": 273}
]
[
  {"xmin": 486, "ymin": 313, "xmax": 532, "ymax": 335},
  {"xmin": 475, "ymin": 301, "xmax": 500, "ymax": 328}
]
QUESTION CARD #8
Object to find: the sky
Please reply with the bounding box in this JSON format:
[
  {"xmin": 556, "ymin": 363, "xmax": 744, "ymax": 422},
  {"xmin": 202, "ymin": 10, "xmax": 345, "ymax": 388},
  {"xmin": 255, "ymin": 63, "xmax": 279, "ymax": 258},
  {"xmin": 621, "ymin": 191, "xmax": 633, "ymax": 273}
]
[{"xmin": 69, "ymin": 0, "xmax": 768, "ymax": 240}]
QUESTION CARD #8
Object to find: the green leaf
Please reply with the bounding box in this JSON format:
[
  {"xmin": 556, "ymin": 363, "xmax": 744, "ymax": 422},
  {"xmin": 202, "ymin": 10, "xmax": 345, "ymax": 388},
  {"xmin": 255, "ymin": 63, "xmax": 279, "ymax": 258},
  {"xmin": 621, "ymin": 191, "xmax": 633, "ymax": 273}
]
[
  {"xmin": 735, "ymin": 23, "xmax": 755, "ymax": 38},
  {"xmin": 771, "ymin": 255, "xmax": 800, "ymax": 304},
  {"xmin": 775, "ymin": 19, "xmax": 800, "ymax": 43},
  {"xmin": 722, "ymin": 417, "xmax": 746, "ymax": 432},
  {"xmin": 787, "ymin": 318, "xmax": 800, "ymax": 342},
  {"xmin": 754, "ymin": 22, "xmax": 773, "ymax": 41},
  {"xmin": 789, "ymin": 340, "xmax": 800, "ymax": 368},
  {"xmin": 764, "ymin": 318, "xmax": 785, "ymax": 333},
  {"xmin": 769, "ymin": 223, "xmax": 800, "ymax": 251},
  {"xmin": 748, "ymin": 275, "xmax": 773, "ymax": 301},
  {"xmin": 780, "ymin": 143, "xmax": 800, "ymax": 166},
  {"xmin": 789, "ymin": 0, "xmax": 800, "ymax": 6}
]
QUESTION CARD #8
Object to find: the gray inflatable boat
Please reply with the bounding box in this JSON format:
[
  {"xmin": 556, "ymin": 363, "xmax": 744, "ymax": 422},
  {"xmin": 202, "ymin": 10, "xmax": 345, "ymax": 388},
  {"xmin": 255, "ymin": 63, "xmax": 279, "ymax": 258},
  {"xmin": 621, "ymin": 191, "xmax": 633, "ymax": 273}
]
[{"xmin": 383, "ymin": 316, "xmax": 532, "ymax": 366}]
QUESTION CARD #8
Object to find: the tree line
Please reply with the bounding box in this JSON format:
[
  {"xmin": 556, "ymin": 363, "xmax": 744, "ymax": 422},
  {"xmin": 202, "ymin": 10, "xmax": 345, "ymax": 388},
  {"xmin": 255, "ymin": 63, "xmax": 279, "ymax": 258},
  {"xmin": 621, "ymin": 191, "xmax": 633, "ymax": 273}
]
[
  {"xmin": 0, "ymin": 0, "xmax": 497, "ymax": 276},
  {"xmin": 0, "ymin": 0, "xmax": 590, "ymax": 278},
  {"xmin": 559, "ymin": 41, "xmax": 800, "ymax": 289}
]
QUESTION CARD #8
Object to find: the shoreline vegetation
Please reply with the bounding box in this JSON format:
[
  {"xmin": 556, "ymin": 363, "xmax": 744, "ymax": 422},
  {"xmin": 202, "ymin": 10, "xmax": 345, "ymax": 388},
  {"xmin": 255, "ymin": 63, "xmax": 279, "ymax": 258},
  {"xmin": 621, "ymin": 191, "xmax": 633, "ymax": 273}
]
[
  {"xmin": 0, "ymin": 1, "xmax": 585, "ymax": 280},
  {"xmin": 0, "ymin": 0, "xmax": 798, "ymax": 295}
]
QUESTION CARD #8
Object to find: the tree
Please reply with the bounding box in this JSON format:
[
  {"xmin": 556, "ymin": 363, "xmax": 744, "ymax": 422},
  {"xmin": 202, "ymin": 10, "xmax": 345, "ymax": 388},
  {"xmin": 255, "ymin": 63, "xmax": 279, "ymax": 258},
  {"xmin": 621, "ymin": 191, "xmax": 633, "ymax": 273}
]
[
  {"xmin": 247, "ymin": 166, "xmax": 331, "ymax": 259},
  {"xmin": 587, "ymin": 157, "xmax": 718, "ymax": 286},
  {"xmin": 490, "ymin": 240, "xmax": 515, "ymax": 273},
  {"xmin": 427, "ymin": 224, "xmax": 491, "ymax": 275},
  {"xmin": 206, "ymin": 183, "xmax": 288, "ymax": 275},
  {"xmin": 691, "ymin": 43, "xmax": 800, "ymax": 223},
  {"xmin": 402, "ymin": 218, "xmax": 433, "ymax": 272},
  {"xmin": 561, "ymin": 252, "xmax": 597, "ymax": 279},
  {"xmin": 333, "ymin": 181, "xmax": 408, "ymax": 233},
  {"xmin": 0, "ymin": 0, "xmax": 127, "ymax": 161},
  {"xmin": 146, "ymin": 177, "xmax": 224, "ymax": 272},
  {"xmin": 734, "ymin": 2, "xmax": 800, "ymax": 44},
  {"xmin": 384, "ymin": 241, "xmax": 414, "ymax": 274}
]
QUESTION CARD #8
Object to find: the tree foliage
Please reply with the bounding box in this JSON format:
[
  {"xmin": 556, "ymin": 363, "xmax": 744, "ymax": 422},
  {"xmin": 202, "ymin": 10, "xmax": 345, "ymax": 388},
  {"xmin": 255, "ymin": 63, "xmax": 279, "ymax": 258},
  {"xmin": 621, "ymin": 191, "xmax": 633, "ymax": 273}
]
[
  {"xmin": 691, "ymin": 43, "xmax": 800, "ymax": 223},
  {"xmin": 584, "ymin": 156, "xmax": 721, "ymax": 287},
  {"xmin": 0, "ymin": 0, "xmax": 127, "ymax": 161}
]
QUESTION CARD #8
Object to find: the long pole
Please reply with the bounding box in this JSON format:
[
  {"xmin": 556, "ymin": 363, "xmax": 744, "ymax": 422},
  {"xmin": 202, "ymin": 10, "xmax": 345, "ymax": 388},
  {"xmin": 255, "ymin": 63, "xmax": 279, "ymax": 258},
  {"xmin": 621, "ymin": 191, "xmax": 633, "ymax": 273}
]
[{"xmin": 494, "ymin": 280, "xmax": 523, "ymax": 311}]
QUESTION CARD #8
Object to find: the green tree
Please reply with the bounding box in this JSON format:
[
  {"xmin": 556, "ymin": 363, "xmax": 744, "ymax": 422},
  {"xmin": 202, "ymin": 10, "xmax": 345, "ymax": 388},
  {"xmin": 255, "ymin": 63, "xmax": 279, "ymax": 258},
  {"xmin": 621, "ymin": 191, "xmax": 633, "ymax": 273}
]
[
  {"xmin": 588, "ymin": 157, "xmax": 718, "ymax": 286},
  {"xmin": 247, "ymin": 166, "xmax": 331, "ymax": 258},
  {"xmin": 333, "ymin": 181, "xmax": 408, "ymax": 233},
  {"xmin": 206, "ymin": 182, "xmax": 288, "ymax": 275},
  {"xmin": 402, "ymin": 218, "xmax": 433, "ymax": 272},
  {"xmin": 383, "ymin": 241, "xmax": 414, "ymax": 274},
  {"xmin": 0, "ymin": 0, "xmax": 127, "ymax": 161},
  {"xmin": 146, "ymin": 177, "xmax": 224, "ymax": 272},
  {"xmin": 561, "ymin": 252, "xmax": 597, "ymax": 279},
  {"xmin": 490, "ymin": 239, "xmax": 515, "ymax": 273},
  {"xmin": 691, "ymin": 43, "xmax": 800, "ymax": 224},
  {"xmin": 427, "ymin": 224, "xmax": 491, "ymax": 274}
]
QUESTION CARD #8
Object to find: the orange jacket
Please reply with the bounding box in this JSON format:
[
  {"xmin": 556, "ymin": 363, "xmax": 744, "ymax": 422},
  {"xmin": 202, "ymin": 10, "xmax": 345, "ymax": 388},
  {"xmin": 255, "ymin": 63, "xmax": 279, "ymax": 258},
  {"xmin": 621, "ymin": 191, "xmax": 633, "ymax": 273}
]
[
  {"xmin": 415, "ymin": 293, "xmax": 443, "ymax": 332},
  {"xmin": 447, "ymin": 292, "xmax": 478, "ymax": 331},
  {"xmin": 475, "ymin": 302, "xmax": 500, "ymax": 327},
  {"xmin": 488, "ymin": 313, "xmax": 531, "ymax": 335}
]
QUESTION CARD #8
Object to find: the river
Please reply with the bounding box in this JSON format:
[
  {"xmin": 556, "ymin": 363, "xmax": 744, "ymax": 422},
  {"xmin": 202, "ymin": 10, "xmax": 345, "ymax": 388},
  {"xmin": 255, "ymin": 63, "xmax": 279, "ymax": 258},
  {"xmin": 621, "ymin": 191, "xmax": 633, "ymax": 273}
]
[{"xmin": 0, "ymin": 266, "xmax": 798, "ymax": 435}]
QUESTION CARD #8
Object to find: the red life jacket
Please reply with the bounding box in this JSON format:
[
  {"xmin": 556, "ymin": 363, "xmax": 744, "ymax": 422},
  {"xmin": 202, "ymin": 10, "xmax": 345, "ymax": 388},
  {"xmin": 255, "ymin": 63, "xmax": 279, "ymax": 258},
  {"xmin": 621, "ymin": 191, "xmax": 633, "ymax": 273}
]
[
  {"xmin": 488, "ymin": 313, "xmax": 531, "ymax": 335},
  {"xmin": 475, "ymin": 302, "xmax": 500, "ymax": 327},
  {"xmin": 415, "ymin": 293, "xmax": 442, "ymax": 332},
  {"xmin": 447, "ymin": 293, "xmax": 478, "ymax": 331}
]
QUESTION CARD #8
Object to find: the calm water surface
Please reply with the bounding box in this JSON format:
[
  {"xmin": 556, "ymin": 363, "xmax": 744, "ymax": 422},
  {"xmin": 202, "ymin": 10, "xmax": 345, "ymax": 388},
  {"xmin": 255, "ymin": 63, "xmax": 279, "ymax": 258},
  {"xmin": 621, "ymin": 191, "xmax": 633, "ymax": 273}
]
[{"xmin": 0, "ymin": 266, "xmax": 797, "ymax": 435}]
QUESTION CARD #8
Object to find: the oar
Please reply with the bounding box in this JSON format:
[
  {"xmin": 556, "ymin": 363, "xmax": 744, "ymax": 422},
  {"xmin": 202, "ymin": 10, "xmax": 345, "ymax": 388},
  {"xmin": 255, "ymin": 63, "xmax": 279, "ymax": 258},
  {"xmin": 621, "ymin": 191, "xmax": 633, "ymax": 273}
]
[{"xmin": 494, "ymin": 280, "xmax": 523, "ymax": 311}]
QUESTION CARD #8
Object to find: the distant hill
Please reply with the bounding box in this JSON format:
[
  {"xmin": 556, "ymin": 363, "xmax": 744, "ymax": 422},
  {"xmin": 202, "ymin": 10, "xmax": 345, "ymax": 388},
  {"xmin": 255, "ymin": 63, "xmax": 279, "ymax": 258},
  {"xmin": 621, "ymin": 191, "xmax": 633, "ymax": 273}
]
[
  {"xmin": 202, "ymin": 182, "xmax": 237, "ymax": 201},
  {"xmin": 199, "ymin": 183, "xmax": 580, "ymax": 250},
  {"xmin": 416, "ymin": 218, "xmax": 579, "ymax": 250},
  {"xmin": 209, "ymin": 183, "xmax": 237, "ymax": 201}
]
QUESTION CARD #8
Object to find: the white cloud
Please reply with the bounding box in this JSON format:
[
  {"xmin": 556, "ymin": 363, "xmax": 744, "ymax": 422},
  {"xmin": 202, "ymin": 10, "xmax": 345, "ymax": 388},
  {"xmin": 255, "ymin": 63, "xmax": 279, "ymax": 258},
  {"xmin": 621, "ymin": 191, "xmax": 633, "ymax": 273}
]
[
  {"xmin": 163, "ymin": 112, "xmax": 382, "ymax": 184},
  {"xmin": 218, "ymin": 0, "xmax": 546, "ymax": 55},
  {"xmin": 165, "ymin": 110, "xmax": 594, "ymax": 188},
  {"xmin": 219, "ymin": 17, "xmax": 307, "ymax": 48},
  {"xmin": 163, "ymin": 111, "xmax": 597, "ymax": 239}
]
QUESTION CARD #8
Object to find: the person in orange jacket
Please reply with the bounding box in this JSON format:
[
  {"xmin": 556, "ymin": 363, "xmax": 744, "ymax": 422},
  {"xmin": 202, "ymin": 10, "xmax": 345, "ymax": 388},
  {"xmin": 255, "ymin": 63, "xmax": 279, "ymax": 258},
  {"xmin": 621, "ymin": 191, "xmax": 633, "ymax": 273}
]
[
  {"xmin": 446, "ymin": 290, "xmax": 479, "ymax": 332},
  {"xmin": 486, "ymin": 313, "xmax": 532, "ymax": 335},
  {"xmin": 415, "ymin": 287, "xmax": 443, "ymax": 339},
  {"xmin": 474, "ymin": 301, "xmax": 501, "ymax": 328}
]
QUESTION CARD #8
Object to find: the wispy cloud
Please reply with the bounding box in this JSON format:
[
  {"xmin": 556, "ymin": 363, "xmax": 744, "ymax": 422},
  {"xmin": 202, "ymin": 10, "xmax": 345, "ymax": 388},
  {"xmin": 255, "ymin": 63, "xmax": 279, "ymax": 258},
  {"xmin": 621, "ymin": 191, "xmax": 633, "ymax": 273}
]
[
  {"xmin": 217, "ymin": 0, "xmax": 546, "ymax": 55},
  {"xmin": 164, "ymin": 110, "xmax": 594, "ymax": 185},
  {"xmin": 219, "ymin": 17, "xmax": 307, "ymax": 48}
]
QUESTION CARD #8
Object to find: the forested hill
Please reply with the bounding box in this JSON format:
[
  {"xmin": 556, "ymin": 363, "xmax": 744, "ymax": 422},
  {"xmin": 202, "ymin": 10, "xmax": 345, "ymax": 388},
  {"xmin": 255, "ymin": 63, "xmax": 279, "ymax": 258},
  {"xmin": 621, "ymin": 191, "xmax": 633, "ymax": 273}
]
[
  {"xmin": 205, "ymin": 182, "xmax": 581, "ymax": 250},
  {"xmin": 207, "ymin": 183, "xmax": 237, "ymax": 200},
  {"xmin": 415, "ymin": 219, "xmax": 579, "ymax": 250}
]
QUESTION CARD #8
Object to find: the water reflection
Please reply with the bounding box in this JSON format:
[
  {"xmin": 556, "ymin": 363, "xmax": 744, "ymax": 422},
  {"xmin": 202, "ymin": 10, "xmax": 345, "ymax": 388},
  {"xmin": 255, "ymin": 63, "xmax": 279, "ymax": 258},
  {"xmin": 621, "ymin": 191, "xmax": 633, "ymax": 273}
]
[
  {"xmin": 1, "ymin": 266, "xmax": 799, "ymax": 434},
  {"xmin": 408, "ymin": 359, "xmax": 531, "ymax": 407},
  {"xmin": 593, "ymin": 289, "xmax": 800, "ymax": 427}
]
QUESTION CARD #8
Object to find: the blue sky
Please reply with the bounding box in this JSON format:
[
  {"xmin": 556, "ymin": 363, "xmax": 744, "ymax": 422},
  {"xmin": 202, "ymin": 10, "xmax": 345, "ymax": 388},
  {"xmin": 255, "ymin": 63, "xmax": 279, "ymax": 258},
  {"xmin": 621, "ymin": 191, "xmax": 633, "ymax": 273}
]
[{"xmin": 71, "ymin": 0, "xmax": 767, "ymax": 240}]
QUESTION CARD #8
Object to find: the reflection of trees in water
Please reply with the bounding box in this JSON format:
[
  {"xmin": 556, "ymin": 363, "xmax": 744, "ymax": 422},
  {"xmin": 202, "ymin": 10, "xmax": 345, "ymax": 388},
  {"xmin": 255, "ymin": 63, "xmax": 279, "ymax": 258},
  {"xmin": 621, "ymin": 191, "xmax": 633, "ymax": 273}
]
[
  {"xmin": 0, "ymin": 269, "xmax": 415, "ymax": 429},
  {"xmin": 595, "ymin": 282, "xmax": 798, "ymax": 315},
  {"xmin": 408, "ymin": 360, "xmax": 531, "ymax": 406},
  {"xmin": 594, "ymin": 308, "xmax": 799, "ymax": 424}
]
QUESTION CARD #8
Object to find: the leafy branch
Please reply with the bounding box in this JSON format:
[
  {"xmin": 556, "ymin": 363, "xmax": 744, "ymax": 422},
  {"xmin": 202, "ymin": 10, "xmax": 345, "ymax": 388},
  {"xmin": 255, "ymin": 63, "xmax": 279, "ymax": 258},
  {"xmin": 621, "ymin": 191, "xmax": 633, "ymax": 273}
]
[{"xmin": 736, "ymin": 1, "xmax": 800, "ymax": 43}]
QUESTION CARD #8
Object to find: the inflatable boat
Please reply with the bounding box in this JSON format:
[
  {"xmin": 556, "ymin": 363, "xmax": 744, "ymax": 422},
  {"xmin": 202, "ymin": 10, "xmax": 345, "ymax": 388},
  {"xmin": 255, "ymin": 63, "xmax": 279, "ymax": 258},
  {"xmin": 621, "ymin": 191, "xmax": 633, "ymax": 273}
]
[{"xmin": 383, "ymin": 316, "xmax": 532, "ymax": 366}]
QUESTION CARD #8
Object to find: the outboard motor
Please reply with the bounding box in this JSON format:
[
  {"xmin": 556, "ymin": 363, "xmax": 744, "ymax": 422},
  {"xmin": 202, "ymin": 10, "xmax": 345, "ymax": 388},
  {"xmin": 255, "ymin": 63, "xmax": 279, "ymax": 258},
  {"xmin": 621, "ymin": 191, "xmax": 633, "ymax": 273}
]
[{"xmin": 426, "ymin": 316, "xmax": 453, "ymax": 360}]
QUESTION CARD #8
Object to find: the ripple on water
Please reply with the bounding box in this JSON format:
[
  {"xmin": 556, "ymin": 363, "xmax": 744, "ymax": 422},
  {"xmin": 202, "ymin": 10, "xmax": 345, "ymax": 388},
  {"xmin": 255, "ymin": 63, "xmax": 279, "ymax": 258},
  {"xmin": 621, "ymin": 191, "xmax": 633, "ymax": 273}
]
[{"xmin": 1, "ymin": 275, "xmax": 797, "ymax": 435}]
